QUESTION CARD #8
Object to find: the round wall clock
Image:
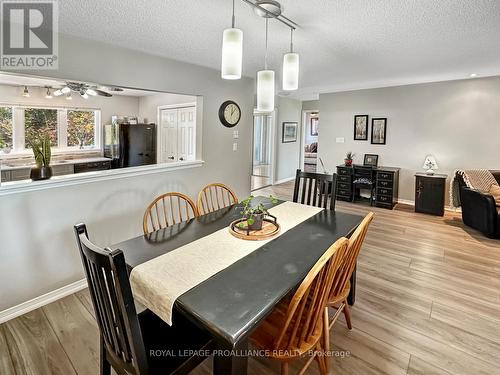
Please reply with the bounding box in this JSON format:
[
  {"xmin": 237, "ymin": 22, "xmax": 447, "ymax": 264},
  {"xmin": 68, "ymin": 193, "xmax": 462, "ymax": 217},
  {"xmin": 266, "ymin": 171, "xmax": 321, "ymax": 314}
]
[{"xmin": 219, "ymin": 100, "xmax": 241, "ymax": 128}]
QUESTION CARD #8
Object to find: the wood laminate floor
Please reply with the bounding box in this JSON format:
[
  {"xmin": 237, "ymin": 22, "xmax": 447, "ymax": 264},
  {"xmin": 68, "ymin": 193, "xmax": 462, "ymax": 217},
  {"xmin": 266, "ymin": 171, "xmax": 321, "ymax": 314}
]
[{"xmin": 2, "ymin": 180, "xmax": 500, "ymax": 375}]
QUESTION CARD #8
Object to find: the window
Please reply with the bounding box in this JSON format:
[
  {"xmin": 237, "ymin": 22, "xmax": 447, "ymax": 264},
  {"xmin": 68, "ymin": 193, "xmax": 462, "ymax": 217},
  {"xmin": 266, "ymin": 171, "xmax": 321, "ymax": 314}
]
[
  {"xmin": 67, "ymin": 110, "xmax": 96, "ymax": 148},
  {"xmin": 0, "ymin": 106, "xmax": 100, "ymax": 154},
  {"xmin": 0, "ymin": 107, "xmax": 13, "ymax": 150},
  {"xmin": 24, "ymin": 108, "xmax": 58, "ymax": 147}
]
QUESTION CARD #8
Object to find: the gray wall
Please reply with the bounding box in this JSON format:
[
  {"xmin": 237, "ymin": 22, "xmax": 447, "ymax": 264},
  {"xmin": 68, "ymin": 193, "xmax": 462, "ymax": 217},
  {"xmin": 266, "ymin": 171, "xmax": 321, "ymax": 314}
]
[
  {"xmin": 302, "ymin": 100, "xmax": 319, "ymax": 111},
  {"xmin": 0, "ymin": 34, "xmax": 254, "ymax": 312},
  {"xmin": 318, "ymin": 76, "xmax": 500, "ymax": 203},
  {"xmin": 275, "ymin": 96, "xmax": 302, "ymax": 181}
]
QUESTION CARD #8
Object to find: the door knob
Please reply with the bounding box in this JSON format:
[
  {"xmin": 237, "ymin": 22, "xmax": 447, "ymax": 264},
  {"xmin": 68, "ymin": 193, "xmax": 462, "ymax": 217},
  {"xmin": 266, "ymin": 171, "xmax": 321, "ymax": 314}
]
[
  {"xmin": 179, "ymin": 157, "xmax": 184, "ymax": 161},
  {"xmin": 168, "ymin": 156, "xmax": 174, "ymax": 160}
]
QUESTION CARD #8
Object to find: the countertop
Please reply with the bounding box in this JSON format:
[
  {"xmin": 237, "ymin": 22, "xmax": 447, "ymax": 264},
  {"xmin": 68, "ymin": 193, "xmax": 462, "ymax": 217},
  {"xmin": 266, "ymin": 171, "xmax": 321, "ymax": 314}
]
[{"xmin": 1, "ymin": 157, "xmax": 112, "ymax": 171}]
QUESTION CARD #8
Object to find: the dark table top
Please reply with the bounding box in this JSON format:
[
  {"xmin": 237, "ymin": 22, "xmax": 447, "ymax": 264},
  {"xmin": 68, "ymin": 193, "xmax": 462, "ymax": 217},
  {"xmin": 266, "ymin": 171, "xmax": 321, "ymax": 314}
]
[{"xmin": 111, "ymin": 199, "xmax": 363, "ymax": 346}]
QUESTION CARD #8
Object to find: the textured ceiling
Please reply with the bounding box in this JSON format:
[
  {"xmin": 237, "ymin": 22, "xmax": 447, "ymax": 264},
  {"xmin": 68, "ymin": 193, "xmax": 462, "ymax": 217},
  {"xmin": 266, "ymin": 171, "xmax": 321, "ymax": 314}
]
[{"xmin": 59, "ymin": 0, "xmax": 500, "ymax": 99}]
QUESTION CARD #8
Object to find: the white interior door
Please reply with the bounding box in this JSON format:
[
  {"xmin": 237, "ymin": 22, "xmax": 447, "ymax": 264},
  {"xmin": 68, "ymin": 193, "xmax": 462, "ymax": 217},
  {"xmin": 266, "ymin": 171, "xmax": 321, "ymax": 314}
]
[
  {"xmin": 160, "ymin": 109, "xmax": 178, "ymax": 163},
  {"xmin": 177, "ymin": 106, "xmax": 196, "ymax": 161}
]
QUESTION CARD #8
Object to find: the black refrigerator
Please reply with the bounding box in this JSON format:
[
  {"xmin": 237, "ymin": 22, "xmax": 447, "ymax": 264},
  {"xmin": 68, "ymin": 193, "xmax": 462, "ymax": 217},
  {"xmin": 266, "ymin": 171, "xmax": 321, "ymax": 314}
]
[{"xmin": 104, "ymin": 123, "xmax": 157, "ymax": 168}]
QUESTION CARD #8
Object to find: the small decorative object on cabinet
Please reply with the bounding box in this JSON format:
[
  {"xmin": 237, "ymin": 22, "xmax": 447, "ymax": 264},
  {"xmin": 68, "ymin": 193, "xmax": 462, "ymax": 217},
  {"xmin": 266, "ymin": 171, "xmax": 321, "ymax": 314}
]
[
  {"xmin": 344, "ymin": 151, "xmax": 355, "ymax": 166},
  {"xmin": 354, "ymin": 115, "xmax": 368, "ymax": 140},
  {"xmin": 363, "ymin": 154, "xmax": 378, "ymax": 167},
  {"xmin": 422, "ymin": 154, "xmax": 438, "ymax": 175},
  {"xmin": 415, "ymin": 173, "xmax": 447, "ymax": 216},
  {"xmin": 218, "ymin": 100, "xmax": 241, "ymax": 128}
]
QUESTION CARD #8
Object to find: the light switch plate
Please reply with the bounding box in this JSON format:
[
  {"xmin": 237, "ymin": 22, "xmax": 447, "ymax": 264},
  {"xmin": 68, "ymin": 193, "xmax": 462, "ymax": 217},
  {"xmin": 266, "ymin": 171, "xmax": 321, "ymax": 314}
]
[
  {"xmin": 336, "ymin": 137, "xmax": 345, "ymax": 143},
  {"xmin": 233, "ymin": 142, "xmax": 238, "ymax": 151},
  {"xmin": 233, "ymin": 130, "xmax": 239, "ymax": 139}
]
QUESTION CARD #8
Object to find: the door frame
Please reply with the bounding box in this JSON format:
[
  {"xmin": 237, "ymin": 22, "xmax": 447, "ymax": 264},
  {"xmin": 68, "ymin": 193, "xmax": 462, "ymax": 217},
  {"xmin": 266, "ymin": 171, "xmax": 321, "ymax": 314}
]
[
  {"xmin": 251, "ymin": 108, "xmax": 277, "ymax": 190},
  {"xmin": 157, "ymin": 102, "xmax": 197, "ymax": 163},
  {"xmin": 300, "ymin": 109, "xmax": 319, "ymax": 173}
]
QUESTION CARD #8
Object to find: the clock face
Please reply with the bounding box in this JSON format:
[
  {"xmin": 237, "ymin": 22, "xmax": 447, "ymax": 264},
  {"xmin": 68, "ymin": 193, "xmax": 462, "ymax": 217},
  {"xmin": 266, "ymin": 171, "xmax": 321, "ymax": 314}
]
[{"xmin": 219, "ymin": 101, "xmax": 241, "ymax": 128}]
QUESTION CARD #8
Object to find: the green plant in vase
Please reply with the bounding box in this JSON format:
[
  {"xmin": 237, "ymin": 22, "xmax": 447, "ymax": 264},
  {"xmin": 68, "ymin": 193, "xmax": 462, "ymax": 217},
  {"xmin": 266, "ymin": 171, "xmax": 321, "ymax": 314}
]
[
  {"xmin": 238, "ymin": 195, "xmax": 278, "ymax": 231},
  {"xmin": 345, "ymin": 151, "xmax": 355, "ymax": 166},
  {"xmin": 28, "ymin": 136, "xmax": 53, "ymax": 181}
]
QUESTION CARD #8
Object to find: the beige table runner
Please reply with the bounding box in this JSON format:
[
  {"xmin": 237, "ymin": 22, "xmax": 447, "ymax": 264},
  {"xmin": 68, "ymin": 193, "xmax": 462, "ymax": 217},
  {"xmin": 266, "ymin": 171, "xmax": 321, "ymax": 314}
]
[{"xmin": 130, "ymin": 201, "xmax": 323, "ymax": 325}]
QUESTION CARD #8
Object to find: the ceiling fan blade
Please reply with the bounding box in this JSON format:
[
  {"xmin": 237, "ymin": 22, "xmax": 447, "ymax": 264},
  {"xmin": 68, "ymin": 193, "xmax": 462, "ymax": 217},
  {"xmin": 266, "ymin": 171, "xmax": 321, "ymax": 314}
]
[{"xmin": 94, "ymin": 89, "xmax": 112, "ymax": 97}]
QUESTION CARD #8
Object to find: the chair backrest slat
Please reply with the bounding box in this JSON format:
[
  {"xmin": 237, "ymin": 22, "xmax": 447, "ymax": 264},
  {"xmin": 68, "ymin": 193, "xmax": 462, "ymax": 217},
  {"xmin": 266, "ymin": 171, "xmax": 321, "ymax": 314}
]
[
  {"xmin": 330, "ymin": 212, "xmax": 374, "ymax": 299},
  {"xmin": 74, "ymin": 224, "xmax": 148, "ymax": 374},
  {"xmin": 143, "ymin": 192, "xmax": 198, "ymax": 234},
  {"xmin": 274, "ymin": 237, "xmax": 348, "ymax": 351},
  {"xmin": 293, "ymin": 169, "xmax": 337, "ymax": 211},
  {"xmin": 197, "ymin": 183, "xmax": 238, "ymax": 215}
]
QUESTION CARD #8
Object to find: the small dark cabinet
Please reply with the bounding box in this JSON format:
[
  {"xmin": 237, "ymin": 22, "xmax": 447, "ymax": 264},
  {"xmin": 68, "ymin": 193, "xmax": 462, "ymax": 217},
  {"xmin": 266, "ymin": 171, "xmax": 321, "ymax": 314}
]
[{"xmin": 415, "ymin": 173, "xmax": 447, "ymax": 216}]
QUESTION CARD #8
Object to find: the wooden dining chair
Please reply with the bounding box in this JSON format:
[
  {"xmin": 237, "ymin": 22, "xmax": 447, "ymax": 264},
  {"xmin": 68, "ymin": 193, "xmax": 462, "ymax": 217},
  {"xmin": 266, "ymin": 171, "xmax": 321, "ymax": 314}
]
[
  {"xmin": 74, "ymin": 223, "xmax": 213, "ymax": 375},
  {"xmin": 197, "ymin": 183, "xmax": 238, "ymax": 215},
  {"xmin": 143, "ymin": 192, "xmax": 198, "ymax": 234},
  {"xmin": 293, "ymin": 169, "xmax": 337, "ymax": 211},
  {"xmin": 250, "ymin": 237, "xmax": 349, "ymax": 375},
  {"xmin": 323, "ymin": 212, "xmax": 374, "ymax": 367}
]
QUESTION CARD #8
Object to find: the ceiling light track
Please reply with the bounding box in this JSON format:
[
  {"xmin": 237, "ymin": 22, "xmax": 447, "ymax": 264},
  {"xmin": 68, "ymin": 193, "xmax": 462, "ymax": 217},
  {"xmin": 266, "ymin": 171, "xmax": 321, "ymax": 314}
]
[{"xmin": 240, "ymin": 0, "xmax": 298, "ymax": 29}]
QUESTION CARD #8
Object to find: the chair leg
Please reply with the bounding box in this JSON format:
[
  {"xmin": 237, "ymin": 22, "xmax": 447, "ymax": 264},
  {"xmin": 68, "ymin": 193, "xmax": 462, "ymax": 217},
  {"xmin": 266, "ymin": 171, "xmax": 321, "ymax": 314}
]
[
  {"xmin": 343, "ymin": 299, "xmax": 352, "ymax": 330},
  {"xmin": 281, "ymin": 362, "xmax": 289, "ymax": 375},
  {"xmin": 323, "ymin": 307, "xmax": 330, "ymax": 372},
  {"xmin": 315, "ymin": 343, "xmax": 328, "ymax": 375},
  {"xmin": 100, "ymin": 336, "xmax": 111, "ymax": 375}
]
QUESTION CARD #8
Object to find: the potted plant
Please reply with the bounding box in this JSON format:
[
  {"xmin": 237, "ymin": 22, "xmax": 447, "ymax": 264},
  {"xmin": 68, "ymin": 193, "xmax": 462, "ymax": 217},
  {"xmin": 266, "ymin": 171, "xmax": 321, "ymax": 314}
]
[
  {"xmin": 29, "ymin": 136, "xmax": 53, "ymax": 181},
  {"xmin": 344, "ymin": 151, "xmax": 355, "ymax": 166},
  {"xmin": 238, "ymin": 195, "xmax": 278, "ymax": 231}
]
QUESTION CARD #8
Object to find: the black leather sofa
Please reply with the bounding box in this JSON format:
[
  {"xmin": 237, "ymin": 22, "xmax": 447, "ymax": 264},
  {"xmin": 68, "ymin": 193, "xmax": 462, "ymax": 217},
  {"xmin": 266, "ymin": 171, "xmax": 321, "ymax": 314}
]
[{"xmin": 456, "ymin": 170, "xmax": 500, "ymax": 238}]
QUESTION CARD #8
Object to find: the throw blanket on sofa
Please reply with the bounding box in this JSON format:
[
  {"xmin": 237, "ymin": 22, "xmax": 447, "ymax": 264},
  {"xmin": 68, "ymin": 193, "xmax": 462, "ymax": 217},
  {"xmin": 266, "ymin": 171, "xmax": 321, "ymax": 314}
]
[{"xmin": 450, "ymin": 169, "xmax": 499, "ymax": 208}]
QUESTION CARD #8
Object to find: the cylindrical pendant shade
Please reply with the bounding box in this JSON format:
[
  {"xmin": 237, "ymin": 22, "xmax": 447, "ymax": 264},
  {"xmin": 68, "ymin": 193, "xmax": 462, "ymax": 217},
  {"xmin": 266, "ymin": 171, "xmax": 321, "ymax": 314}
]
[
  {"xmin": 221, "ymin": 28, "xmax": 243, "ymax": 80},
  {"xmin": 282, "ymin": 52, "xmax": 299, "ymax": 91},
  {"xmin": 257, "ymin": 70, "xmax": 275, "ymax": 112}
]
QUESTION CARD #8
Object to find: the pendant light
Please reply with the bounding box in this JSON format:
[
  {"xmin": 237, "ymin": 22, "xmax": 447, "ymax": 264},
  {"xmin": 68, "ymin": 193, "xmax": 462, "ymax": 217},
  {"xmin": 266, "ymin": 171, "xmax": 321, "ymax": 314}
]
[
  {"xmin": 257, "ymin": 18, "xmax": 275, "ymax": 112},
  {"xmin": 221, "ymin": 0, "xmax": 243, "ymax": 80},
  {"xmin": 282, "ymin": 28, "xmax": 299, "ymax": 90}
]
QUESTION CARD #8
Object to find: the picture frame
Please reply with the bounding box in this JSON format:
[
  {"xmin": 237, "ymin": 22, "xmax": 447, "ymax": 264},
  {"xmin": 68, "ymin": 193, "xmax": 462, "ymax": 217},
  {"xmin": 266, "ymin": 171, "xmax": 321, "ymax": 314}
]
[
  {"xmin": 282, "ymin": 122, "xmax": 298, "ymax": 143},
  {"xmin": 310, "ymin": 117, "xmax": 319, "ymax": 136},
  {"xmin": 354, "ymin": 115, "xmax": 368, "ymax": 140},
  {"xmin": 363, "ymin": 154, "xmax": 379, "ymax": 167},
  {"xmin": 371, "ymin": 118, "xmax": 387, "ymax": 145}
]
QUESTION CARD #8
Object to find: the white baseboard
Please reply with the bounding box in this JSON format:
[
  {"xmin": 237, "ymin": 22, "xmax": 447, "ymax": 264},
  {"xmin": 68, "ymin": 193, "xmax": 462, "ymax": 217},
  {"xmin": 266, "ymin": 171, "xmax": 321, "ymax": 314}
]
[
  {"xmin": 0, "ymin": 278, "xmax": 87, "ymax": 324},
  {"xmin": 273, "ymin": 176, "xmax": 295, "ymax": 185}
]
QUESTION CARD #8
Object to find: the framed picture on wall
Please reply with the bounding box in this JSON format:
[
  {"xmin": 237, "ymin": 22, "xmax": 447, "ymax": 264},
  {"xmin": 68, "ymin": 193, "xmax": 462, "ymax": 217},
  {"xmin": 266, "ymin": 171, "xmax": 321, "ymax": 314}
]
[
  {"xmin": 310, "ymin": 117, "xmax": 319, "ymax": 136},
  {"xmin": 371, "ymin": 118, "xmax": 387, "ymax": 144},
  {"xmin": 354, "ymin": 115, "xmax": 368, "ymax": 140},
  {"xmin": 282, "ymin": 122, "xmax": 298, "ymax": 143}
]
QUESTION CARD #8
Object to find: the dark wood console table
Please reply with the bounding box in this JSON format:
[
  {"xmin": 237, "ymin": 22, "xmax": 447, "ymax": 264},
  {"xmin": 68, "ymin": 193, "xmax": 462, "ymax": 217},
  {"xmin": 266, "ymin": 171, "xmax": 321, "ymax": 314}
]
[{"xmin": 336, "ymin": 165, "xmax": 400, "ymax": 209}]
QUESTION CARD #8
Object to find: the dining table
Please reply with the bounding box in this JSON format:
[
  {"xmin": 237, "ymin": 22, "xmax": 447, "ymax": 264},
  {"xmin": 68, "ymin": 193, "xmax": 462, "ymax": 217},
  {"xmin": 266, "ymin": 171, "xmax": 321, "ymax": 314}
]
[{"xmin": 111, "ymin": 197, "xmax": 364, "ymax": 375}]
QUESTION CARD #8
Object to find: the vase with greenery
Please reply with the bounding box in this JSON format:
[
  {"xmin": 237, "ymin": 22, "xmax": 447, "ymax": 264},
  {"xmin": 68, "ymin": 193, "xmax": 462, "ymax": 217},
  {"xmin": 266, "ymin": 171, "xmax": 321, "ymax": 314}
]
[
  {"xmin": 344, "ymin": 151, "xmax": 355, "ymax": 166},
  {"xmin": 238, "ymin": 195, "xmax": 278, "ymax": 231},
  {"xmin": 29, "ymin": 136, "xmax": 53, "ymax": 181}
]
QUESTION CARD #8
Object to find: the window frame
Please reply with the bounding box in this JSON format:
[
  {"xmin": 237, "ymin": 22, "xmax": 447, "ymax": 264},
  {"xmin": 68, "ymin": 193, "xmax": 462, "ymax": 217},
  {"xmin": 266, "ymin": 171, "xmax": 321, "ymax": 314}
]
[{"xmin": 0, "ymin": 103, "xmax": 101, "ymax": 156}]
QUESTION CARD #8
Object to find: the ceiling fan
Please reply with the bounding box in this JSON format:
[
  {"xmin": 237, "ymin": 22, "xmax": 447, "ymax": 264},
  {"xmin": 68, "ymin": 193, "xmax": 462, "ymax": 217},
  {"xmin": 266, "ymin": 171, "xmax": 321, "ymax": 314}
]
[{"xmin": 53, "ymin": 82, "xmax": 121, "ymax": 99}]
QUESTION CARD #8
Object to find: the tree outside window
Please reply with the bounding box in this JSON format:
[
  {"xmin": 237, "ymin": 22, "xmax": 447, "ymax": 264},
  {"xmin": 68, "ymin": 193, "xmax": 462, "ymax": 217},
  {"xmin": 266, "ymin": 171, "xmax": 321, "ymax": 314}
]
[
  {"xmin": 0, "ymin": 107, "xmax": 13, "ymax": 150},
  {"xmin": 24, "ymin": 108, "xmax": 58, "ymax": 147},
  {"xmin": 67, "ymin": 110, "xmax": 95, "ymax": 148}
]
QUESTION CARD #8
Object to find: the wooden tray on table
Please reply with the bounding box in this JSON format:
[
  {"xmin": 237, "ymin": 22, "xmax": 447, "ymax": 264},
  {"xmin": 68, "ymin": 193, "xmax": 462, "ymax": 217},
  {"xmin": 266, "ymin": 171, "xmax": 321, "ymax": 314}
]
[{"xmin": 229, "ymin": 216, "xmax": 281, "ymax": 241}]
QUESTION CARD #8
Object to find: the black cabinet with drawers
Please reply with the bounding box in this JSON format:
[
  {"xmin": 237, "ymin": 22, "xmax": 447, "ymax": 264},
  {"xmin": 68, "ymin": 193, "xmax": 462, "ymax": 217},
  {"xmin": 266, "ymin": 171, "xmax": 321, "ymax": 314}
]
[
  {"xmin": 336, "ymin": 165, "xmax": 400, "ymax": 209},
  {"xmin": 74, "ymin": 160, "xmax": 112, "ymax": 174},
  {"xmin": 336, "ymin": 166, "xmax": 354, "ymax": 201}
]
